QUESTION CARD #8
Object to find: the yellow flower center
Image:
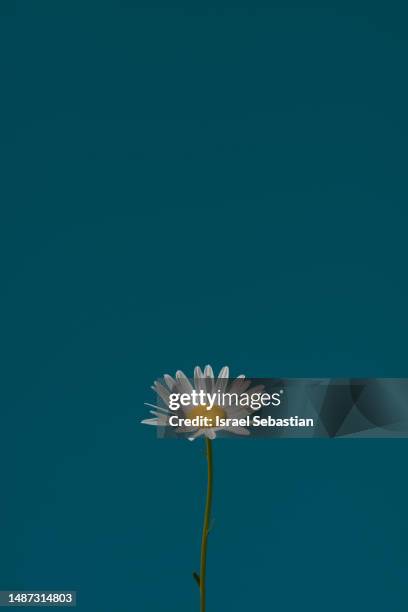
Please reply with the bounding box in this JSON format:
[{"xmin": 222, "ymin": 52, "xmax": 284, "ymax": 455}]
[{"xmin": 188, "ymin": 404, "xmax": 226, "ymax": 427}]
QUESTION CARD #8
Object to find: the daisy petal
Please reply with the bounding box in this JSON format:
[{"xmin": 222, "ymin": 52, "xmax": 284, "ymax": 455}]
[
  {"xmin": 215, "ymin": 365, "xmax": 229, "ymax": 394},
  {"xmin": 204, "ymin": 365, "xmax": 214, "ymax": 379},
  {"xmin": 164, "ymin": 374, "xmax": 177, "ymax": 391},
  {"xmin": 144, "ymin": 402, "xmax": 169, "ymax": 414},
  {"xmin": 194, "ymin": 366, "xmax": 206, "ymax": 395},
  {"xmin": 228, "ymin": 377, "xmax": 251, "ymax": 395},
  {"xmin": 194, "ymin": 366, "xmax": 203, "ymax": 379},
  {"xmin": 152, "ymin": 382, "xmax": 170, "ymax": 406},
  {"xmin": 204, "ymin": 365, "xmax": 214, "ymax": 394},
  {"xmin": 141, "ymin": 418, "xmax": 159, "ymax": 426},
  {"xmin": 176, "ymin": 370, "xmax": 194, "ymax": 394}
]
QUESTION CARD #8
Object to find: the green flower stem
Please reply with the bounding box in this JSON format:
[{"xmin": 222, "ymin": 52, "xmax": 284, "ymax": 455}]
[{"xmin": 200, "ymin": 437, "xmax": 213, "ymax": 612}]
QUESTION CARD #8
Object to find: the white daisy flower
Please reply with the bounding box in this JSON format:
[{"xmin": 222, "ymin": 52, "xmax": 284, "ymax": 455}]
[
  {"xmin": 142, "ymin": 364, "xmax": 264, "ymax": 440},
  {"xmin": 142, "ymin": 365, "xmax": 266, "ymax": 609}
]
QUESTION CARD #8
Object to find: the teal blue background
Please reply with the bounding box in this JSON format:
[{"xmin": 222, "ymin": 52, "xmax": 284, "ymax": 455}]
[{"xmin": 2, "ymin": 1, "xmax": 408, "ymax": 610}]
